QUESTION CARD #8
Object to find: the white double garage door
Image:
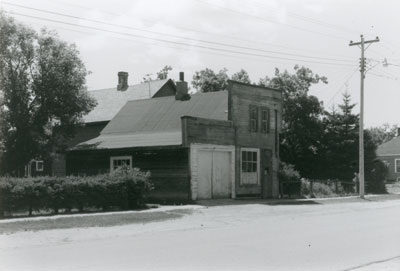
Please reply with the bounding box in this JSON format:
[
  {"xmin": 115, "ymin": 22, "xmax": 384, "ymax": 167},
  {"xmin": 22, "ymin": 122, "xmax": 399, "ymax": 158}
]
[{"xmin": 190, "ymin": 144, "xmax": 236, "ymax": 200}]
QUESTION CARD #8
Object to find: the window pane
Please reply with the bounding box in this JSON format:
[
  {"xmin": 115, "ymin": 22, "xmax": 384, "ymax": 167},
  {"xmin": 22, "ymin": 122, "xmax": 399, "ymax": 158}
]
[
  {"xmin": 252, "ymin": 152, "xmax": 257, "ymax": 162},
  {"xmin": 242, "ymin": 151, "xmax": 246, "ymax": 161}
]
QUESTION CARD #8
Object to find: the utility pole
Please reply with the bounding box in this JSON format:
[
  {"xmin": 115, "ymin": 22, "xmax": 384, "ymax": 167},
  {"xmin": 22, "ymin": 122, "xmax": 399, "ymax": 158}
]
[{"xmin": 349, "ymin": 35, "xmax": 379, "ymax": 199}]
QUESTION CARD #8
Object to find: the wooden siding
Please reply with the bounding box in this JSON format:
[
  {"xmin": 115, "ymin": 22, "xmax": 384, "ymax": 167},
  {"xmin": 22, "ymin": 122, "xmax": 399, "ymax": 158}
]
[
  {"xmin": 51, "ymin": 122, "xmax": 108, "ymax": 176},
  {"xmin": 152, "ymin": 80, "xmax": 176, "ymax": 98},
  {"xmin": 181, "ymin": 116, "xmax": 234, "ymax": 147},
  {"xmin": 228, "ymin": 81, "xmax": 282, "ymax": 198},
  {"xmin": 67, "ymin": 148, "xmax": 190, "ymax": 201}
]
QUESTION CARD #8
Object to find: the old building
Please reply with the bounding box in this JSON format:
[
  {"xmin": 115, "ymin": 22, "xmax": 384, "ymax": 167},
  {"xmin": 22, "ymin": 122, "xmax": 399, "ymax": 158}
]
[
  {"xmin": 51, "ymin": 72, "xmax": 176, "ymax": 176},
  {"xmin": 377, "ymin": 129, "xmax": 400, "ymax": 182},
  {"xmin": 67, "ymin": 73, "xmax": 283, "ymax": 201}
]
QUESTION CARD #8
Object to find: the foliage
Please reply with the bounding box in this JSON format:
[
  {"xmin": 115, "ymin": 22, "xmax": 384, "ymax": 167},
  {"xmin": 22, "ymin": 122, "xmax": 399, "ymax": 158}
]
[
  {"xmin": 300, "ymin": 179, "xmax": 353, "ymax": 198},
  {"xmin": 156, "ymin": 65, "xmax": 173, "ymax": 80},
  {"xmin": 0, "ymin": 14, "xmax": 97, "ymax": 175},
  {"xmin": 260, "ymin": 66, "xmax": 327, "ymax": 178},
  {"xmin": 278, "ymin": 162, "xmax": 301, "ymax": 197},
  {"xmin": 278, "ymin": 162, "xmax": 301, "ymax": 183},
  {"xmin": 191, "ymin": 68, "xmax": 229, "ymax": 92},
  {"xmin": 367, "ymin": 123, "xmax": 398, "ymax": 146},
  {"xmin": 231, "ymin": 69, "xmax": 251, "ymax": 84},
  {"xmin": 321, "ymin": 93, "xmax": 359, "ymax": 180},
  {"xmin": 0, "ymin": 167, "xmax": 152, "ymax": 217}
]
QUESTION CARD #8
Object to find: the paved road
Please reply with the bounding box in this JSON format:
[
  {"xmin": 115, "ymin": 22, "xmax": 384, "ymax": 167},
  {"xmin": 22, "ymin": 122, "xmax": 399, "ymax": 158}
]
[{"xmin": 1, "ymin": 197, "xmax": 400, "ymax": 270}]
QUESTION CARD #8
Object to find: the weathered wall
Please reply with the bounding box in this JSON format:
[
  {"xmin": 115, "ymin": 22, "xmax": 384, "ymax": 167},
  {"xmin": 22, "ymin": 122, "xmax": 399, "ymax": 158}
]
[
  {"xmin": 51, "ymin": 121, "xmax": 108, "ymax": 176},
  {"xmin": 228, "ymin": 81, "xmax": 282, "ymax": 198},
  {"xmin": 181, "ymin": 116, "xmax": 234, "ymax": 146},
  {"xmin": 378, "ymin": 155, "xmax": 400, "ymax": 181},
  {"xmin": 67, "ymin": 147, "xmax": 190, "ymax": 201}
]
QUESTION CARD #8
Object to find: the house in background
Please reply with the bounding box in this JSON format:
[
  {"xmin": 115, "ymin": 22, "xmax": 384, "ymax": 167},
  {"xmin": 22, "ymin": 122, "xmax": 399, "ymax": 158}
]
[
  {"xmin": 377, "ymin": 128, "xmax": 400, "ymax": 182},
  {"xmin": 67, "ymin": 72, "xmax": 283, "ymax": 201},
  {"xmin": 51, "ymin": 72, "xmax": 176, "ymax": 176}
]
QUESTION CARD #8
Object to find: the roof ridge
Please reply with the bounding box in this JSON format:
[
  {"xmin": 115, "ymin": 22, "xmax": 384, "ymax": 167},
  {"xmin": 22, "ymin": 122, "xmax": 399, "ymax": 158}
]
[{"xmin": 88, "ymin": 78, "xmax": 170, "ymax": 92}]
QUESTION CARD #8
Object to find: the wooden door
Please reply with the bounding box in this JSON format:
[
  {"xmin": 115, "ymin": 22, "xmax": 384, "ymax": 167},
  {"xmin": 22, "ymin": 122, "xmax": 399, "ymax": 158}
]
[
  {"xmin": 196, "ymin": 150, "xmax": 232, "ymax": 199},
  {"xmin": 212, "ymin": 151, "xmax": 231, "ymax": 198},
  {"xmin": 197, "ymin": 150, "xmax": 212, "ymax": 199}
]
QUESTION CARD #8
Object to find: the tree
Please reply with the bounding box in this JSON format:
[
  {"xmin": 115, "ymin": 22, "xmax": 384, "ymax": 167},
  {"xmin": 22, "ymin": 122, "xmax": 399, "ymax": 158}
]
[
  {"xmin": 191, "ymin": 68, "xmax": 229, "ymax": 92},
  {"xmin": 322, "ymin": 93, "xmax": 359, "ymax": 181},
  {"xmin": 232, "ymin": 69, "xmax": 251, "ymax": 84},
  {"xmin": 367, "ymin": 123, "xmax": 398, "ymax": 146},
  {"xmin": 156, "ymin": 65, "xmax": 172, "ymax": 80},
  {"xmin": 0, "ymin": 14, "xmax": 96, "ymax": 176},
  {"xmin": 259, "ymin": 66, "xmax": 327, "ymax": 178}
]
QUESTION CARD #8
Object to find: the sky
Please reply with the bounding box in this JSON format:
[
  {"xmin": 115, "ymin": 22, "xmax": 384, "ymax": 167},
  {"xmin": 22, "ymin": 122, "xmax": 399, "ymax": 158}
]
[{"xmin": 1, "ymin": 0, "xmax": 399, "ymax": 127}]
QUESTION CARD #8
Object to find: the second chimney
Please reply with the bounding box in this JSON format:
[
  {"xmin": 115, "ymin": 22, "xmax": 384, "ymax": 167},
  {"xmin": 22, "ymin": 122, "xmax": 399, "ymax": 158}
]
[
  {"xmin": 117, "ymin": 71, "xmax": 129, "ymax": 91},
  {"xmin": 175, "ymin": 72, "xmax": 189, "ymax": 100}
]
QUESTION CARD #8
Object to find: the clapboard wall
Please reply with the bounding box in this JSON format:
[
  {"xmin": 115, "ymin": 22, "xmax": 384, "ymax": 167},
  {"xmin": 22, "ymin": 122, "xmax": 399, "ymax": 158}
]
[{"xmin": 66, "ymin": 147, "xmax": 190, "ymax": 201}]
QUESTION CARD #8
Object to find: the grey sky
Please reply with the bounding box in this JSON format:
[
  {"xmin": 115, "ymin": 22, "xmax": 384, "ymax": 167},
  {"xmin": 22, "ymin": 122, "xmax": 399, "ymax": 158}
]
[{"xmin": 2, "ymin": 0, "xmax": 399, "ymax": 127}]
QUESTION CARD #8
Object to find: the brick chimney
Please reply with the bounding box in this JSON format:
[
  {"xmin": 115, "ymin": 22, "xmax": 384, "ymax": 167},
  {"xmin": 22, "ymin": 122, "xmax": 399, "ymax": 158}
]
[
  {"xmin": 117, "ymin": 71, "xmax": 129, "ymax": 91},
  {"xmin": 175, "ymin": 72, "xmax": 190, "ymax": 100}
]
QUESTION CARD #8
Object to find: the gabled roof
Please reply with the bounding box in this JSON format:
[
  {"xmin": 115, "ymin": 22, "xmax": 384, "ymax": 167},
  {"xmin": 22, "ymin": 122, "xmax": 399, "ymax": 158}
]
[
  {"xmin": 74, "ymin": 91, "xmax": 228, "ymax": 150},
  {"xmin": 377, "ymin": 136, "xmax": 400, "ymax": 156},
  {"xmin": 82, "ymin": 79, "xmax": 173, "ymax": 123}
]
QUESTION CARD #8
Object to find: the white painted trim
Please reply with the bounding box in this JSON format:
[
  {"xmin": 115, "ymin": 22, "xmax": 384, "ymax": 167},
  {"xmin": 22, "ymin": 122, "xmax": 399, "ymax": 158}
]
[
  {"xmin": 190, "ymin": 143, "xmax": 235, "ymax": 200},
  {"xmin": 110, "ymin": 156, "xmax": 132, "ymax": 172},
  {"xmin": 395, "ymin": 159, "xmax": 400, "ymax": 173},
  {"xmin": 240, "ymin": 147, "xmax": 260, "ymax": 185},
  {"xmin": 35, "ymin": 160, "xmax": 44, "ymax": 172}
]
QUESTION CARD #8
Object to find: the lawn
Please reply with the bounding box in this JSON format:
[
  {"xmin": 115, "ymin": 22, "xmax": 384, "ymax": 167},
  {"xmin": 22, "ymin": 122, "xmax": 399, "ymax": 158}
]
[{"xmin": 0, "ymin": 208, "xmax": 194, "ymax": 234}]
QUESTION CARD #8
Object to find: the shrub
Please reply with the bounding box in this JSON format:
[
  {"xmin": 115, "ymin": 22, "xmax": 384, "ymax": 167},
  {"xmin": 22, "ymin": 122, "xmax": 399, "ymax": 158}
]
[
  {"xmin": 301, "ymin": 179, "xmax": 356, "ymax": 198},
  {"xmin": 0, "ymin": 167, "xmax": 152, "ymax": 217},
  {"xmin": 278, "ymin": 162, "xmax": 301, "ymax": 197},
  {"xmin": 366, "ymin": 159, "xmax": 388, "ymax": 194}
]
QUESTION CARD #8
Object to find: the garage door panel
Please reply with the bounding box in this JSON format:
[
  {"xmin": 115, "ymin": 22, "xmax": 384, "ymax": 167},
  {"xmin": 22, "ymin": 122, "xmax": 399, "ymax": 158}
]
[
  {"xmin": 212, "ymin": 151, "xmax": 231, "ymax": 198},
  {"xmin": 197, "ymin": 150, "xmax": 212, "ymax": 199}
]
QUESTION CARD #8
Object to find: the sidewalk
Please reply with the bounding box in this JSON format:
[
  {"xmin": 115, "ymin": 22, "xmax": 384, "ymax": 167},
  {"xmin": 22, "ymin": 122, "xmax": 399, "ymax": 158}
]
[{"xmin": 196, "ymin": 193, "xmax": 400, "ymax": 207}]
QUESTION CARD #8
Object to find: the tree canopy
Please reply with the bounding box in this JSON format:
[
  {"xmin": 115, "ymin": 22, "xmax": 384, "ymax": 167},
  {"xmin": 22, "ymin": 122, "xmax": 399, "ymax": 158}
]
[
  {"xmin": 0, "ymin": 14, "xmax": 96, "ymax": 175},
  {"xmin": 191, "ymin": 68, "xmax": 230, "ymax": 92},
  {"xmin": 367, "ymin": 124, "xmax": 398, "ymax": 146}
]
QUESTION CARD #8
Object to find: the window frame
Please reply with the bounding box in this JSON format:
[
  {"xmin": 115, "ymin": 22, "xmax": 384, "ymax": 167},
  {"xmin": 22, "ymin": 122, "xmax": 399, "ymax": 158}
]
[
  {"xmin": 395, "ymin": 159, "xmax": 400, "ymax": 173},
  {"xmin": 260, "ymin": 107, "xmax": 270, "ymax": 134},
  {"xmin": 36, "ymin": 160, "xmax": 44, "ymax": 172},
  {"xmin": 249, "ymin": 105, "xmax": 258, "ymax": 132},
  {"xmin": 240, "ymin": 148, "xmax": 260, "ymax": 185},
  {"xmin": 110, "ymin": 156, "xmax": 132, "ymax": 172}
]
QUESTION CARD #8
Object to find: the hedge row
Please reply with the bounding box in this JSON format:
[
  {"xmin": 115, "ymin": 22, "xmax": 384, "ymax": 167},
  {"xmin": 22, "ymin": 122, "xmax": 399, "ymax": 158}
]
[{"xmin": 0, "ymin": 167, "xmax": 153, "ymax": 217}]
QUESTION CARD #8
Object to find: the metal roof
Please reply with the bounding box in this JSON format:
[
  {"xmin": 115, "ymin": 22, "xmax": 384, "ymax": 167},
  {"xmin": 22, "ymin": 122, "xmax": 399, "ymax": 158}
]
[
  {"xmin": 377, "ymin": 136, "xmax": 400, "ymax": 156},
  {"xmin": 74, "ymin": 131, "xmax": 182, "ymax": 150},
  {"xmin": 74, "ymin": 91, "xmax": 228, "ymax": 150},
  {"xmin": 82, "ymin": 79, "xmax": 172, "ymax": 123}
]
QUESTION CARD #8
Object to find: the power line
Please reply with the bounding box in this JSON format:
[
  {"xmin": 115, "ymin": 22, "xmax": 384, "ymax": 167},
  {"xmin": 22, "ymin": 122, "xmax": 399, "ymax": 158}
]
[
  {"xmin": 325, "ymin": 68, "xmax": 359, "ymax": 107},
  {"xmin": 24, "ymin": 17, "xmax": 352, "ymax": 70},
  {"xmin": 32, "ymin": 0, "xmax": 361, "ymax": 60},
  {"xmin": 4, "ymin": 10, "xmax": 358, "ymax": 67},
  {"xmin": 3, "ymin": 2, "xmax": 355, "ymax": 64},
  {"xmin": 194, "ymin": 0, "xmax": 349, "ymax": 41},
  {"xmin": 250, "ymin": 0, "xmax": 359, "ymax": 36}
]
